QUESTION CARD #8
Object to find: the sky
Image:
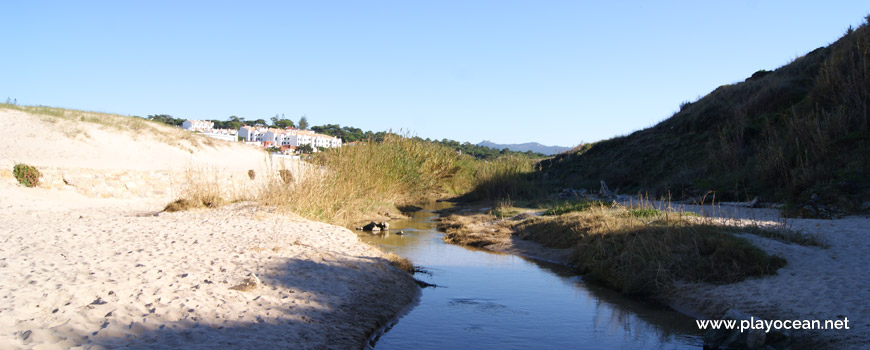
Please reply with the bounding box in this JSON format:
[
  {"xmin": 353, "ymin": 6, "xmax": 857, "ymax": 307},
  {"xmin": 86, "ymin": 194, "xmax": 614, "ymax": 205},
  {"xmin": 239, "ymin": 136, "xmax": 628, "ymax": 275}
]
[{"xmin": 2, "ymin": 1, "xmax": 869, "ymax": 147}]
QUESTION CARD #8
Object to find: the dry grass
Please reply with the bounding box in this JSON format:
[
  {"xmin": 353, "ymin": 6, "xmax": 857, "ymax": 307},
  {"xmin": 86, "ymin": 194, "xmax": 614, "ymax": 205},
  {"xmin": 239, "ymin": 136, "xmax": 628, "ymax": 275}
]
[
  {"xmin": 258, "ymin": 134, "xmax": 477, "ymax": 226},
  {"xmin": 440, "ymin": 202, "xmax": 792, "ymax": 296},
  {"xmin": 1, "ymin": 103, "xmax": 224, "ymax": 150},
  {"xmin": 163, "ymin": 168, "xmax": 252, "ymax": 212},
  {"xmin": 439, "ymin": 213, "xmax": 515, "ymax": 247},
  {"xmin": 385, "ymin": 252, "xmax": 415, "ymax": 273}
]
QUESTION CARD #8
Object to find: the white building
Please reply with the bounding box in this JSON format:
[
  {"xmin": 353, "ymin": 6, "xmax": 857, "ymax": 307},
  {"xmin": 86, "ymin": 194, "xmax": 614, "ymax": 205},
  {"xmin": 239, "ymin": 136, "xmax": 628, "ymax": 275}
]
[
  {"xmin": 239, "ymin": 126, "xmax": 341, "ymax": 150},
  {"xmin": 288, "ymin": 130, "xmax": 341, "ymax": 150},
  {"xmin": 238, "ymin": 125, "xmax": 268, "ymax": 142},
  {"xmin": 182, "ymin": 120, "xmax": 214, "ymax": 132},
  {"xmin": 201, "ymin": 128, "xmax": 238, "ymax": 142}
]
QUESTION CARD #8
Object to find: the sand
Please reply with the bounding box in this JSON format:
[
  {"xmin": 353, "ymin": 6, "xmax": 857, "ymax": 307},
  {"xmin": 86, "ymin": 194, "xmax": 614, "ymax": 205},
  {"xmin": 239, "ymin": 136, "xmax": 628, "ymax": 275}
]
[
  {"xmin": 0, "ymin": 108, "xmax": 418, "ymax": 349},
  {"xmin": 657, "ymin": 202, "xmax": 870, "ymax": 349}
]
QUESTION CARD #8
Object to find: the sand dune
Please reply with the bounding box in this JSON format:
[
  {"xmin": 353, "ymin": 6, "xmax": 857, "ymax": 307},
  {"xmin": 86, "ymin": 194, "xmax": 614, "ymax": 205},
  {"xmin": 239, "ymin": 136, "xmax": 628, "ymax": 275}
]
[{"xmin": 0, "ymin": 108, "xmax": 418, "ymax": 349}]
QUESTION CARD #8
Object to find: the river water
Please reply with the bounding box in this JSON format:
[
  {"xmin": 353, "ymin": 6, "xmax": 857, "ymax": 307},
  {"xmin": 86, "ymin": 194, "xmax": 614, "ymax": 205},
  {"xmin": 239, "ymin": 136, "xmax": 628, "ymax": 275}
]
[{"xmin": 359, "ymin": 202, "xmax": 703, "ymax": 350}]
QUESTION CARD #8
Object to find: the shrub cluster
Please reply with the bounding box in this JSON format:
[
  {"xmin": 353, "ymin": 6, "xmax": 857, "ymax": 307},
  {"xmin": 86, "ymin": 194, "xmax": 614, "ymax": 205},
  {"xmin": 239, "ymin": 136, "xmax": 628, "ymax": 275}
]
[{"xmin": 13, "ymin": 163, "xmax": 41, "ymax": 187}]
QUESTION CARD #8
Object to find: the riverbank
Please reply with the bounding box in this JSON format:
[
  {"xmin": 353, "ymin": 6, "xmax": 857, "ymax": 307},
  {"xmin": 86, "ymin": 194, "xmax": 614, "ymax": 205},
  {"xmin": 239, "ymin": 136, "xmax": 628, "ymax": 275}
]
[
  {"xmin": 436, "ymin": 201, "xmax": 869, "ymax": 349},
  {"xmin": 0, "ymin": 181, "xmax": 418, "ymax": 349}
]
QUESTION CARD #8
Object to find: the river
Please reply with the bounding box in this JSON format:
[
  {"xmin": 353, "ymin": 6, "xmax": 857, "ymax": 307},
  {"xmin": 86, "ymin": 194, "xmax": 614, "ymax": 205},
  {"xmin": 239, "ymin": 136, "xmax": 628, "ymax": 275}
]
[{"xmin": 360, "ymin": 202, "xmax": 703, "ymax": 349}]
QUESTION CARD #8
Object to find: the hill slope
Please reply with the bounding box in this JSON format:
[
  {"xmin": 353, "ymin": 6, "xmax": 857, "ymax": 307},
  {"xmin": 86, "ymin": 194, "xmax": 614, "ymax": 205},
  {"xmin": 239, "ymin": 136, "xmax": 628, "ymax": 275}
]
[
  {"xmin": 478, "ymin": 140, "xmax": 571, "ymax": 155},
  {"xmin": 539, "ymin": 18, "xmax": 870, "ymax": 212}
]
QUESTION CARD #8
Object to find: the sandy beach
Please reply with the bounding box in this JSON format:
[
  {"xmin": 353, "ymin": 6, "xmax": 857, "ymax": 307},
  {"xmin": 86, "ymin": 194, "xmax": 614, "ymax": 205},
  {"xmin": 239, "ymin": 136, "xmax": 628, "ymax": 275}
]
[
  {"xmin": 662, "ymin": 203, "xmax": 870, "ymax": 349},
  {"xmin": 0, "ymin": 109, "xmax": 418, "ymax": 349}
]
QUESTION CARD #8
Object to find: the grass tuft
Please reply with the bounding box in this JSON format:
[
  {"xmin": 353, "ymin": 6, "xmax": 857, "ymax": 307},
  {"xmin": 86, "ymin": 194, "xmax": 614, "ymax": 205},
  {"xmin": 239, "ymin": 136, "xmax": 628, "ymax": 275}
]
[
  {"xmin": 544, "ymin": 199, "xmax": 606, "ymax": 216},
  {"xmin": 385, "ymin": 252, "xmax": 415, "ymax": 273},
  {"xmin": 13, "ymin": 163, "xmax": 41, "ymax": 187}
]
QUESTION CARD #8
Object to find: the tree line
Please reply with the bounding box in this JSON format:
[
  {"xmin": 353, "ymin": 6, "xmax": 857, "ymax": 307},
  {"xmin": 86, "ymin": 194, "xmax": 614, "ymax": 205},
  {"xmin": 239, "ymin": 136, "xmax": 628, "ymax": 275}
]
[{"xmin": 146, "ymin": 114, "xmax": 545, "ymax": 159}]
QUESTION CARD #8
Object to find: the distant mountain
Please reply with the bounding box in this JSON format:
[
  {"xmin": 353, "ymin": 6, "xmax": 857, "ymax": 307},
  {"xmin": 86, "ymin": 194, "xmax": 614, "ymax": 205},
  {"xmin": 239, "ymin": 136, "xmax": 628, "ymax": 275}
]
[{"xmin": 478, "ymin": 140, "xmax": 572, "ymax": 155}]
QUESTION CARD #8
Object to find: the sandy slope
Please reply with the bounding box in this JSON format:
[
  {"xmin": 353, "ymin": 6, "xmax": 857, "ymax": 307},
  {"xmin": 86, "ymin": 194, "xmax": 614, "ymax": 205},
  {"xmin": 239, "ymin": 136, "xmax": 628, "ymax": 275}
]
[
  {"xmin": 0, "ymin": 108, "xmax": 418, "ymax": 349},
  {"xmin": 0, "ymin": 108, "xmax": 269, "ymax": 172}
]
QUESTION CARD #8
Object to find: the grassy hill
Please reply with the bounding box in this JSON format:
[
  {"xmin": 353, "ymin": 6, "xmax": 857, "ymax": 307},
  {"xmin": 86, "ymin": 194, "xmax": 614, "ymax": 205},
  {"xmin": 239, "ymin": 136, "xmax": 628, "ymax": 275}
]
[{"xmin": 538, "ymin": 17, "xmax": 870, "ymax": 213}]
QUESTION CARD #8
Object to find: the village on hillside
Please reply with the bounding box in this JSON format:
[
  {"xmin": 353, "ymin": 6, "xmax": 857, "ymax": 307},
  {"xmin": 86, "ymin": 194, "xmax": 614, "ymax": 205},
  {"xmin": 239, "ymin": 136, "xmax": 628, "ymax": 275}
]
[{"xmin": 181, "ymin": 119, "xmax": 342, "ymax": 155}]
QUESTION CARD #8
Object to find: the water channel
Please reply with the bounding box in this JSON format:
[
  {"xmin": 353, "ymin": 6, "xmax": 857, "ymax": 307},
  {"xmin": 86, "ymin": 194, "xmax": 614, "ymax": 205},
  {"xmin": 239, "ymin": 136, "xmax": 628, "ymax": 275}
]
[{"xmin": 360, "ymin": 202, "xmax": 703, "ymax": 350}]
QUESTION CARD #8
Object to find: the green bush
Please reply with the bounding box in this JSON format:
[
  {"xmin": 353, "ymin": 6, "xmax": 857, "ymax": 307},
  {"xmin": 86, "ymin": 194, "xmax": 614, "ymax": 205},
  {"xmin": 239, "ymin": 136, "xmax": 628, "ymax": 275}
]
[{"xmin": 13, "ymin": 163, "xmax": 41, "ymax": 187}]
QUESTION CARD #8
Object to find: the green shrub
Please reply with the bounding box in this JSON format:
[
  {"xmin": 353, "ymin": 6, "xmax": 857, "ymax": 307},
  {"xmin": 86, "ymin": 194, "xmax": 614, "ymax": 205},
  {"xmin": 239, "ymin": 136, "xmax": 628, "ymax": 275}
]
[{"xmin": 13, "ymin": 163, "xmax": 41, "ymax": 187}]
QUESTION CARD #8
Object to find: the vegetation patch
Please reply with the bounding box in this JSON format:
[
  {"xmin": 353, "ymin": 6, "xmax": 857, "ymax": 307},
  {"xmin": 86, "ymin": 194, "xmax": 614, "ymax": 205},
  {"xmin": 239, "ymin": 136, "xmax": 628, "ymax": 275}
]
[
  {"xmin": 543, "ymin": 199, "xmax": 606, "ymax": 216},
  {"xmin": 13, "ymin": 163, "xmax": 41, "ymax": 187},
  {"xmin": 385, "ymin": 252, "xmax": 415, "ymax": 273},
  {"xmin": 163, "ymin": 196, "xmax": 224, "ymax": 212},
  {"xmin": 443, "ymin": 204, "xmax": 790, "ymax": 296},
  {"xmin": 278, "ymin": 169, "xmax": 293, "ymax": 184}
]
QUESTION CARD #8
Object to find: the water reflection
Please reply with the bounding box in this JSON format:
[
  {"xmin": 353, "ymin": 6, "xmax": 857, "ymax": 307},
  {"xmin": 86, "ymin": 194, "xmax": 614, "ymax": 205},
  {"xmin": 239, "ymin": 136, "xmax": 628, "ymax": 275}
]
[{"xmin": 359, "ymin": 202, "xmax": 702, "ymax": 350}]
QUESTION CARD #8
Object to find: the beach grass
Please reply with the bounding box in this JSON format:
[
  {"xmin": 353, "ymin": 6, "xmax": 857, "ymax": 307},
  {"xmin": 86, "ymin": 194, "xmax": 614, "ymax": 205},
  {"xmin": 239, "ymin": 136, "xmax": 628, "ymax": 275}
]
[{"xmin": 440, "ymin": 202, "xmax": 794, "ymax": 296}]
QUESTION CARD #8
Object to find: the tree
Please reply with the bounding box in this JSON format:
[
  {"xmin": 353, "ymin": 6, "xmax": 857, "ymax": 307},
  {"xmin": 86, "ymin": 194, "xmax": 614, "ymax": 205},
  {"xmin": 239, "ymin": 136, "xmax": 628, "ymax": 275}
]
[
  {"xmin": 298, "ymin": 115, "xmax": 309, "ymax": 130},
  {"xmin": 297, "ymin": 144, "xmax": 314, "ymax": 154},
  {"xmin": 147, "ymin": 114, "xmax": 184, "ymax": 126},
  {"xmin": 226, "ymin": 121, "xmax": 242, "ymax": 130},
  {"xmin": 252, "ymin": 119, "xmax": 267, "ymax": 126},
  {"xmin": 268, "ymin": 114, "xmax": 295, "ymax": 129}
]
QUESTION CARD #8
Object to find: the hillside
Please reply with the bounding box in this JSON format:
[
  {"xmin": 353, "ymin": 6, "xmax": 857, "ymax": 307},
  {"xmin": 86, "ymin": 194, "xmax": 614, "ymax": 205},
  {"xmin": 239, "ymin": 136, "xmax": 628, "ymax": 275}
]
[
  {"xmin": 538, "ymin": 18, "xmax": 870, "ymax": 213},
  {"xmin": 478, "ymin": 140, "xmax": 572, "ymax": 155}
]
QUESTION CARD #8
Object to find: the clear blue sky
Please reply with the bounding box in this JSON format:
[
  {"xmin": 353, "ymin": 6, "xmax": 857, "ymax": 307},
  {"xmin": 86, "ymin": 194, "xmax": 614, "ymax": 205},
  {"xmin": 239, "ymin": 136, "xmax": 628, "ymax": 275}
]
[{"xmin": 3, "ymin": 1, "xmax": 869, "ymax": 146}]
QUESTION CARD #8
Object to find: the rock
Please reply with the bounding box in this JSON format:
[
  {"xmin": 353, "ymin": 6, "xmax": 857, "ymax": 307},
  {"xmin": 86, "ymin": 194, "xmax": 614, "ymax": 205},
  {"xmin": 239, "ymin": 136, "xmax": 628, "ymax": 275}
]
[
  {"xmin": 748, "ymin": 196, "xmax": 759, "ymax": 208},
  {"xmin": 599, "ymin": 180, "xmax": 616, "ymax": 200},
  {"xmin": 125, "ymin": 181, "xmax": 137, "ymax": 190},
  {"xmin": 703, "ymin": 309, "xmax": 789, "ymax": 350},
  {"xmin": 229, "ymin": 273, "xmax": 261, "ymax": 292},
  {"xmin": 396, "ymin": 230, "xmax": 404, "ymax": 235}
]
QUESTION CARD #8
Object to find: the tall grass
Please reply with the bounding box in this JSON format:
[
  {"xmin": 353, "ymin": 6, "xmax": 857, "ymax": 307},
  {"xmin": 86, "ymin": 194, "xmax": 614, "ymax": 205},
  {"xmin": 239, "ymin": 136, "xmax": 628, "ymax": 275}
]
[
  {"xmin": 259, "ymin": 135, "xmax": 476, "ymax": 225},
  {"xmin": 461, "ymin": 156, "xmax": 541, "ymax": 201}
]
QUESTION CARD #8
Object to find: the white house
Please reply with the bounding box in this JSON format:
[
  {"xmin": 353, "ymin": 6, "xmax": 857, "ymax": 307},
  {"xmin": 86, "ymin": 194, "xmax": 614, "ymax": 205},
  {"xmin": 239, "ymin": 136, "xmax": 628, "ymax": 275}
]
[
  {"xmin": 182, "ymin": 120, "xmax": 214, "ymax": 132},
  {"xmin": 288, "ymin": 130, "xmax": 342, "ymax": 150},
  {"xmin": 238, "ymin": 125, "xmax": 268, "ymax": 142},
  {"xmin": 238, "ymin": 126, "xmax": 341, "ymax": 150}
]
